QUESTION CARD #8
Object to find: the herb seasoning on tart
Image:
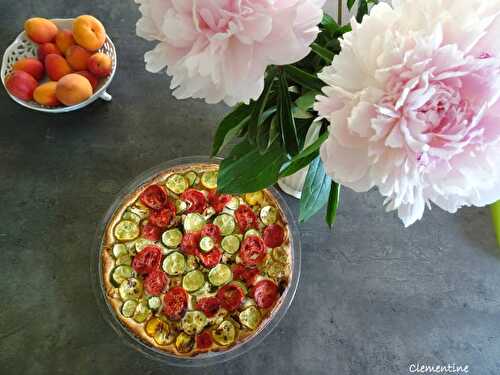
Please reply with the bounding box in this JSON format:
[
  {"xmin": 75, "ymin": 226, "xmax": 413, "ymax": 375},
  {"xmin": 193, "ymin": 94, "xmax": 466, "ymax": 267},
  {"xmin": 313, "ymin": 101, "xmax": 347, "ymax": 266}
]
[{"xmin": 101, "ymin": 163, "xmax": 292, "ymax": 356}]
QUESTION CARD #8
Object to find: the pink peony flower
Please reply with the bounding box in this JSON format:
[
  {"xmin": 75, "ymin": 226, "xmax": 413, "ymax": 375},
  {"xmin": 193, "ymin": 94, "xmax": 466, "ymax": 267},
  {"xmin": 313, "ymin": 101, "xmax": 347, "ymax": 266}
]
[
  {"xmin": 316, "ymin": 0, "xmax": 500, "ymax": 227},
  {"xmin": 135, "ymin": 0, "xmax": 325, "ymax": 106}
]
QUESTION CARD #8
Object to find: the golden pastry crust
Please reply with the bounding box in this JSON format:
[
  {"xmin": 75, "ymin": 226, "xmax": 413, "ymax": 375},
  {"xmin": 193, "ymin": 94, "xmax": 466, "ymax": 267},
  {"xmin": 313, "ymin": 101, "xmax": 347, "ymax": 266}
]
[{"xmin": 100, "ymin": 163, "xmax": 293, "ymax": 357}]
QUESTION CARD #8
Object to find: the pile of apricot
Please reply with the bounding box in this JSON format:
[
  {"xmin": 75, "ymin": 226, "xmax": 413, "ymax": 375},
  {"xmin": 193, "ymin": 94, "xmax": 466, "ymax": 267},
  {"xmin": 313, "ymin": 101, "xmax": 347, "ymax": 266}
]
[{"xmin": 5, "ymin": 15, "xmax": 113, "ymax": 107}]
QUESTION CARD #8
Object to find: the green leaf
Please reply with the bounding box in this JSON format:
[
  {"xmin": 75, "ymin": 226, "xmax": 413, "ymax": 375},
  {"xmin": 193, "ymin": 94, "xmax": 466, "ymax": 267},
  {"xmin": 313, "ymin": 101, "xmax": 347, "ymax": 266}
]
[
  {"xmin": 212, "ymin": 104, "xmax": 253, "ymax": 156},
  {"xmin": 280, "ymin": 131, "xmax": 328, "ymax": 177},
  {"xmin": 310, "ymin": 43, "xmax": 334, "ymax": 64},
  {"xmin": 248, "ymin": 70, "xmax": 277, "ymax": 144},
  {"xmin": 296, "ymin": 90, "xmax": 321, "ymax": 111},
  {"xmin": 299, "ymin": 156, "xmax": 331, "ymax": 222},
  {"xmin": 256, "ymin": 110, "xmax": 278, "ymax": 153},
  {"xmin": 347, "ymin": 0, "xmax": 356, "ymax": 10},
  {"xmin": 326, "ymin": 182, "xmax": 341, "ymax": 228},
  {"xmin": 320, "ymin": 13, "xmax": 339, "ymax": 35},
  {"xmin": 217, "ymin": 139, "xmax": 287, "ymax": 194},
  {"xmin": 278, "ymin": 70, "xmax": 300, "ymax": 156},
  {"xmin": 283, "ymin": 65, "xmax": 325, "ymax": 92},
  {"xmin": 356, "ymin": 0, "xmax": 369, "ymax": 23}
]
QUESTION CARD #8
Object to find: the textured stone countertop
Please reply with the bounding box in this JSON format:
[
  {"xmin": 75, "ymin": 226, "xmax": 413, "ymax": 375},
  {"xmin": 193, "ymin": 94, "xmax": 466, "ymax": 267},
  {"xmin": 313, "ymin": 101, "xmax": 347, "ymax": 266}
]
[{"xmin": 1, "ymin": 1, "xmax": 499, "ymax": 374}]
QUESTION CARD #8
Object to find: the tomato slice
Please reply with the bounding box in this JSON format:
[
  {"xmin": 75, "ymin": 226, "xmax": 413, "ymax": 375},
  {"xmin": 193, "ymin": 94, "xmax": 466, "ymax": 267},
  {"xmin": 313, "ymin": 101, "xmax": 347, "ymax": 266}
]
[
  {"xmin": 235, "ymin": 205, "xmax": 258, "ymax": 233},
  {"xmin": 140, "ymin": 184, "xmax": 168, "ymax": 210},
  {"xmin": 181, "ymin": 231, "xmax": 201, "ymax": 255},
  {"xmin": 144, "ymin": 269, "xmax": 168, "ymax": 295},
  {"xmin": 232, "ymin": 264, "xmax": 260, "ymax": 286},
  {"xmin": 141, "ymin": 222, "xmax": 162, "ymax": 241},
  {"xmin": 240, "ymin": 236, "xmax": 266, "ymax": 266},
  {"xmin": 149, "ymin": 200, "xmax": 176, "ymax": 228},
  {"xmin": 163, "ymin": 286, "xmax": 188, "ymax": 321},
  {"xmin": 208, "ymin": 190, "xmax": 232, "ymax": 213},
  {"xmin": 253, "ymin": 280, "xmax": 278, "ymax": 309},
  {"xmin": 196, "ymin": 247, "xmax": 222, "ymax": 269},
  {"xmin": 132, "ymin": 245, "xmax": 163, "ymax": 275},
  {"xmin": 216, "ymin": 284, "xmax": 244, "ymax": 312},
  {"xmin": 263, "ymin": 224, "xmax": 285, "ymax": 248},
  {"xmin": 195, "ymin": 296, "xmax": 220, "ymax": 318},
  {"xmin": 196, "ymin": 330, "xmax": 213, "ymax": 350},
  {"xmin": 181, "ymin": 189, "xmax": 207, "ymax": 213},
  {"xmin": 201, "ymin": 224, "xmax": 222, "ymax": 243}
]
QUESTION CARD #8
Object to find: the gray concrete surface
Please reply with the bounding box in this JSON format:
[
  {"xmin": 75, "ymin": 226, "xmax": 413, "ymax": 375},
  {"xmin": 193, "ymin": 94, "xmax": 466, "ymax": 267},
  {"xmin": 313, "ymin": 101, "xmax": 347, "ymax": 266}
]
[{"xmin": 1, "ymin": 1, "xmax": 499, "ymax": 374}]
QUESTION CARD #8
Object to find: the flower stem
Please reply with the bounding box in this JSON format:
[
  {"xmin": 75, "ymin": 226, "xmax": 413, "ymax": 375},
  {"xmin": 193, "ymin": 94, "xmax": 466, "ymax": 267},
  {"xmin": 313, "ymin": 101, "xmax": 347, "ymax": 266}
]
[
  {"xmin": 491, "ymin": 201, "xmax": 500, "ymax": 247},
  {"xmin": 338, "ymin": 0, "xmax": 343, "ymax": 25}
]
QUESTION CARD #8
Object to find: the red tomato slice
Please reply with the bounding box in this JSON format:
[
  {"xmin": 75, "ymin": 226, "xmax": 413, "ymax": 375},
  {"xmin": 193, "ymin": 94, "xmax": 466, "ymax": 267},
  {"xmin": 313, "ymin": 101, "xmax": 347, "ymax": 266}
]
[
  {"xmin": 140, "ymin": 184, "xmax": 168, "ymax": 210},
  {"xmin": 163, "ymin": 286, "xmax": 188, "ymax": 321},
  {"xmin": 216, "ymin": 284, "xmax": 244, "ymax": 312},
  {"xmin": 144, "ymin": 269, "xmax": 168, "ymax": 295},
  {"xmin": 196, "ymin": 247, "xmax": 222, "ymax": 269},
  {"xmin": 196, "ymin": 331, "xmax": 213, "ymax": 350},
  {"xmin": 195, "ymin": 296, "xmax": 220, "ymax": 318},
  {"xmin": 235, "ymin": 205, "xmax": 258, "ymax": 233},
  {"xmin": 240, "ymin": 236, "xmax": 266, "ymax": 266},
  {"xmin": 263, "ymin": 224, "xmax": 285, "ymax": 248},
  {"xmin": 181, "ymin": 189, "xmax": 207, "ymax": 213},
  {"xmin": 208, "ymin": 190, "xmax": 232, "ymax": 213},
  {"xmin": 141, "ymin": 222, "xmax": 162, "ymax": 241},
  {"xmin": 232, "ymin": 264, "xmax": 260, "ymax": 287},
  {"xmin": 201, "ymin": 224, "xmax": 222, "ymax": 243},
  {"xmin": 253, "ymin": 280, "xmax": 278, "ymax": 309},
  {"xmin": 181, "ymin": 231, "xmax": 201, "ymax": 255},
  {"xmin": 149, "ymin": 200, "xmax": 176, "ymax": 228},
  {"xmin": 132, "ymin": 245, "xmax": 162, "ymax": 275}
]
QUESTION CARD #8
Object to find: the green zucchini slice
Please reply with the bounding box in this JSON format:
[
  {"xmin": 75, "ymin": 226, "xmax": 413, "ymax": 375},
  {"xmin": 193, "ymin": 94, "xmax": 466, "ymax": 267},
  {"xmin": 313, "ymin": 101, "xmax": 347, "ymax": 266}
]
[
  {"xmin": 226, "ymin": 197, "xmax": 240, "ymax": 210},
  {"xmin": 201, "ymin": 170, "xmax": 218, "ymax": 189},
  {"xmin": 244, "ymin": 229, "xmax": 260, "ymax": 238},
  {"xmin": 271, "ymin": 247, "xmax": 288, "ymax": 264},
  {"xmin": 133, "ymin": 301, "xmax": 151, "ymax": 323},
  {"xmin": 260, "ymin": 205, "xmax": 278, "ymax": 225},
  {"xmin": 183, "ymin": 213, "xmax": 206, "ymax": 232},
  {"xmin": 184, "ymin": 171, "xmax": 198, "ymax": 186},
  {"xmin": 162, "ymin": 228, "xmax": 183, "ymax": 248},
  {"xmin": 175, "ymin": 332, "xmax": 194, "ymax": 353},
  {"xmin": 111, "ymin": 265, "xmax": 133, "ymax": 287},
  {"xmin": 199, "ymin": 236, "xmax": 215, "ymax": 252},
  {"xmin": 212, "ymin": 320, "xmax": 236, "ymax": 346},
  {"xmin": 122, "ymin": 211, "xmax": 141, "ymax": 224},
  {"xmin": 181, "ymin": 311, "xmax": 208, "ymax": 335},
  {"xmin": 239, "ymin": 306, "xmax": 261, "ymax": 330},
  {"xmin": 221, "ymin": 235, "xmax": 240, "ymax": 254},
  {"xmin": 121, "ymin": 299, "xmax": 138, "ymax": 318},
  {"xmin": 112, "ymin": 243, "xmax": 128, "ymax": 258},
  {"xmin": 114, "ymin": 220, "xmax": 140, "ymax": 241},
  {"xmin": 119, "ymin": 278, "xmax": 143, "ymax": 300},
  {"xmin": 162, "ymin": 252, "xmax": 186, "ymax": 276},
  {"xmin": 165, "ymin": 174, "xmax": 189, "ymax": 194},
  {"xmin": 147, "ymin": 296, "xmax": 162, "ymax": 310},
  {"xmin": 208, "ymin": 264, "xmax": 232, "ymax": 286},
  {"xmin": 213, "ymin": 214, "xmax": 236, "ymax": 236},
  {"xmin": 182, "ymin": 270, "xmax": 205, "ymax": 292}
]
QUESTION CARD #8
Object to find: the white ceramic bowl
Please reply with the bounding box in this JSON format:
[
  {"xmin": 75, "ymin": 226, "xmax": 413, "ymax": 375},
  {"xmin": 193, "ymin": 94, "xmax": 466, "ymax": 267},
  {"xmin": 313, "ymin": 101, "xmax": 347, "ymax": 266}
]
[{"xmin": 1, "ymin": 18, "xmax": 117, "ymax": 113}]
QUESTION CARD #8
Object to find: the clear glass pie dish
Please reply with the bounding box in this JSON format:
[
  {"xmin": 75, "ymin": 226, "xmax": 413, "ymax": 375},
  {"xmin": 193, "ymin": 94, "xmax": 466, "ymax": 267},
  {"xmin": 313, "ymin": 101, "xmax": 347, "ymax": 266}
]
[{"xmin": 90, "ymin": 156, "xmax": 301, "ymax": 366}]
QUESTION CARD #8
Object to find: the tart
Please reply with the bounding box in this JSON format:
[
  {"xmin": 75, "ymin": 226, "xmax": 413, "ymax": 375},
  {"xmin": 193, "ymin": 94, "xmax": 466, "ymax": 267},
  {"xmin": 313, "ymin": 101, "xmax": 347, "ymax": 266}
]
[{"xmin": 100, "ymin": 163, "xmax": 292, "ymax": 356}]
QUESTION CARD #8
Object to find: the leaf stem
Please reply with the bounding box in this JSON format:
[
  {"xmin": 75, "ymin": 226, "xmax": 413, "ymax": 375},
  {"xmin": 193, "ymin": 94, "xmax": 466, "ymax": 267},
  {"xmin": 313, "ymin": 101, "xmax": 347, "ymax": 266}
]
[{"xmin": 338, "ymin": 0, "xmax": 343, "ymax": 25}]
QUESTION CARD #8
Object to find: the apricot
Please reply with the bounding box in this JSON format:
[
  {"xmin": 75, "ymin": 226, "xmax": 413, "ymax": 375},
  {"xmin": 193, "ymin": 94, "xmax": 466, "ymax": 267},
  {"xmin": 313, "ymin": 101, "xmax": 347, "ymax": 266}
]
[
  {"xmin": 33, "ymin": 81, "xmax": 60, "ymax": 107},
  {"xmin": 45, "ymin": 54, "xmax": 72, "ymax": 81},
  {"xmin": 24, "ymin": 17, "xmax": 58, "ymax": 44},
  {"xmin": 65, "ymin": 45, "xmax": 91, "ymax": 71},
  {"xmin": 37, "ymin": 42, "xmax": 62, "ymax": 62},
  {"xmin": 56, "ymin": 73, "xmax": 92, "ymax": 106},
  {"xmin": 5, "ymin": 70, "xmax": 38, "ymax": 101},
  {"xmin": 55, "ymin": 29, "xmax": 75, "ymax": 54},
  {"xmin": 75, "ymin": 70, "xmax": 99, "ymax": 91},
  {"xmin": 13, "ymin": 58, "xmax": 44, "ymax": 80},
  {"xmin": 88, "ymin": 52, "xmax": 112, "ymax": 77},
  {"xmin": 73, "ymin": 15, "xmax": 106, "ymax": 51}
]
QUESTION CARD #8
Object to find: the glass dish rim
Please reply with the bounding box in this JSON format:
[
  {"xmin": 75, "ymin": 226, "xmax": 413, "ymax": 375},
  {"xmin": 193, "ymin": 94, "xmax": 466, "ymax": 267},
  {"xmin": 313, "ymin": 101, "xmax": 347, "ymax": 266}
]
[{"xmin": 90, "ymin": 155, "xmax": 302, "ymax": 367}]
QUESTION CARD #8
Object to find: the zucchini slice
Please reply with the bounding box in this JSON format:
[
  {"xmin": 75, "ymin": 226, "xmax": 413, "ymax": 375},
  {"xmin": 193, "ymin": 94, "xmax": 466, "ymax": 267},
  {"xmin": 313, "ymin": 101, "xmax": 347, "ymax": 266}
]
[
  {"xmin": 146, "ymin": 317, "xmax": 172, "ymax": 346},
  {"xmin": 184, "ymin": 171, "xmax": 198, "ymax": 187},
  {"xmin": 183, "ymin": 213, "xmax": 206, "ymax": 232},
  {"xmin": 199, "ymin": 236, "xmax": 215, "ymax": 252},
  {"xmin": 112, "ymin": 243, "xmax": 128, "ymax": 258},
  {"xmin": 181, "ymin": 311, "xmax": 208, "ymax": 335},
  {"xmin": 271, "ymin": 247, "xmax": 288, "ymax": 264},
  {"xmin": 244, "ymin": 192, "xmax": 264, "ymax": 206},
  {"xmin": 162, "ymin": 252, "xmax": 186, "ymax": 276},
  {"xmin": 133, "ymin": 301, "xmax": 151, "ymax": 323},
  {"xmin": 175, "ymin": 332, "xmax": 194, "ymax": 353},
  {"xmin": 244, "ymin": 229, "xmax": 260, "ymax": 239},
  {"xmin": 212, "ymin": 320, "xmax": 236, "ymax": 346},
  {"xmin": 221, "ymin": 235, "xmax": 240, "ymax": 254},
  {"xmin": 182, "ymin": 270, "xmax": 205, "ymax": 292},
  {"xmin": 115, "ymin": 255, "xmax": 132, "ymax": 266},
  {"xmin": 165, "ymin": 174, "xmax": 189, "ymax": 194},
  {"xmin": 260, "ymin": 205, "xmax": 278, "ymax": 225},
  {"xmin": 186, "ymin": 255, "xmax": 199, "ymax": 271},
  {"xmin": 121, "ymin": 299, "xmax": 138, "ymax": 318},
  {"xmin": 122, "ymin": 211, "xmax": 141, "ymax": 224},
  {"xmin": 162, "ymin": 228, "xmax": 183, "ymax": 248},
  {"xmin": 147, "ymin": 296, "xmax": 162, "ymax": 310},
  {"xmin": 201, "ymin": 170, "xmax": 218, "ymax": 189},
  {"xmin": 119, "ymin": 278, "xmax": 143, "ymax": 300},
  {"xmin": 114, "ymin": 220, "xmax": 140, "ymax": 241},
  {"xmin": 239, "ymin": 306, "xmax": 261, "ymax": 330},
  {"xmin": 175, "ymin": 199, "xmax": 188, "ymax": 214},
  {"xmin": 135, "ymin": 238, "xmax": 154, "ymax": 253},
  {"xmin": 208, "ymin": 264, "xmax": 232, "ymax": 286},
  {"xmin": 226, "ymin": 197, "xmax": 240, "ymax": 211},
  {"xmin": 111, "ymin": 265, "xmax": 133, "ymax": 287},
  {"xmin": 213, "ymin": 214, "xmax": 236, "ymax": 236}
]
